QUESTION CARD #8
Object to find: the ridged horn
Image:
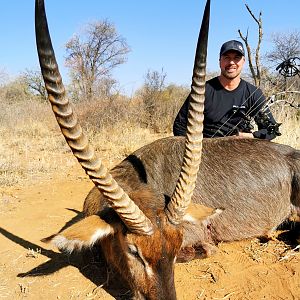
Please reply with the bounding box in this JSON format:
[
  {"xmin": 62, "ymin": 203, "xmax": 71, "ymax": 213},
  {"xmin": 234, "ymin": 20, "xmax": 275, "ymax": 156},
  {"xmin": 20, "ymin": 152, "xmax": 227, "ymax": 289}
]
[
  {"xmin": 35, "ymin": 0, "xmax": 153, "ymax": 235},
  {"xmin": 166, "ymin": 0, "xmax": 210, "ymax": 225}
]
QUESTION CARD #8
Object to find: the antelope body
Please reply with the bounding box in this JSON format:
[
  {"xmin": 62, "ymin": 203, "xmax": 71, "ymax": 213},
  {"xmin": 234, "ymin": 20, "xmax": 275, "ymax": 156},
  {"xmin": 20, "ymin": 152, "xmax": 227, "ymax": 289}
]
[
  {"xmin": 83, "ymin": 136, "xmax": 300, "ymax": 259},
  {"xmin": 35, "ymin": 0, "xmax": 300, "ymax": 299}
]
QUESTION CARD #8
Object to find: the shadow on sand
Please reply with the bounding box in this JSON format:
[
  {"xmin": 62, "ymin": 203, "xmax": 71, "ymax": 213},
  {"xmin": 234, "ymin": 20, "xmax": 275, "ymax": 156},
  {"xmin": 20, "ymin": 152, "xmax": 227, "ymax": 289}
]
[
  {"xmin": 0, "ymin": 209, "xmax": 132, "ymax": 300},
  {"xmin": 2, "ymin": 208, "xmax": 300, "ymax": 300}
]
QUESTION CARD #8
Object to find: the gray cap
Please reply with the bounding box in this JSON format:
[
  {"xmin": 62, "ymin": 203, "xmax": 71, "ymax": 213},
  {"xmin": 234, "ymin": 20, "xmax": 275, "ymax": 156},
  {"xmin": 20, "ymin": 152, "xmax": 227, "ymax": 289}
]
[{"xmin": 220, "ymin": 40, "xmax": 245, "ymax": 57}]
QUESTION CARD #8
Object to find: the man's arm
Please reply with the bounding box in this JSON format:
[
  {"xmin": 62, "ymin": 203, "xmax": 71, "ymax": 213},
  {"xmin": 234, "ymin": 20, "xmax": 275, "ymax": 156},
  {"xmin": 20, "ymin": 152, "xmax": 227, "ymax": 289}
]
[
  {"xmin": 249, "ymin": 88, "xmax": 281, "ymax": 140},
  {"xmin": 173, "ymin": 95, "xmax": 190, "ymax": 136},
  {"xmin": 253, "ymin": 108, "xmax": 281, "ymax": 140}
]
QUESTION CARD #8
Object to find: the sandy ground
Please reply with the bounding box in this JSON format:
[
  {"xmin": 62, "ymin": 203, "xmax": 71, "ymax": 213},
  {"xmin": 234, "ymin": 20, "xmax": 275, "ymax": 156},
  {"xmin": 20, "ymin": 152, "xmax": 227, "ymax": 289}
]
[{"xmin": 1, "ymin": 165, "xmax": 300, "ymax": 300}]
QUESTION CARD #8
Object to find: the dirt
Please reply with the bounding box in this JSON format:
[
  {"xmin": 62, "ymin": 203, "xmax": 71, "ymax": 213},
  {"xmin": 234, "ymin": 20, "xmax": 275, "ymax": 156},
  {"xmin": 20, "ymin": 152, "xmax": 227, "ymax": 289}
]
[{"xmin": 1, "ymin": 165, "xmax": 300, "ymax": 300}]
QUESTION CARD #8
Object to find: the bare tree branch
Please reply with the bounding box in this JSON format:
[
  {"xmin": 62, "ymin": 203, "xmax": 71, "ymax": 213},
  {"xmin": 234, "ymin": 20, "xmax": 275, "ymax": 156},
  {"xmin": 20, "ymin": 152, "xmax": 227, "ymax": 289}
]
[
  {"xmin": 238, "ymin": 4, "xmax": 263, "ymax": 87},
  {"xmin": 21, "ymin": 68, "xmax": 47, "ymax": 100},
  {"xmin": 266, "ymin": 30, "xmax": 300, "ymax": 64},
  {"xmin": 245, "ymin": 4, "xmax": 259, "ymax": 25},
  {"xmin": 65, "ymin": 20, "xmax": 130, "ymax": 101},
  {"xmin": 255, "ymin": 11, "xmax": 263, "ymax": 85}
]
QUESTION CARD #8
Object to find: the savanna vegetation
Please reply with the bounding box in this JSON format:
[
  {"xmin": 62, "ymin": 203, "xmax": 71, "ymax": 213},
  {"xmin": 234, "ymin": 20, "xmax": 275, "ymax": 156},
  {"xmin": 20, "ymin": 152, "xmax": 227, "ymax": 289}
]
[
  {"xmin": 0, "ymin": 5, "xmax": 299, "ymax": 300},
  {"xmin": 0, "ymin": 18, "xmax": 299, "ymax": 188}
]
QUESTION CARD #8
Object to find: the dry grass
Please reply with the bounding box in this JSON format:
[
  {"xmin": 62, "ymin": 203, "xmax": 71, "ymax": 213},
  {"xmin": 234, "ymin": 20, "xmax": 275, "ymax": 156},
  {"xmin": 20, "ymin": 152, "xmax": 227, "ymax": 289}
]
[
  {"xmin": 273, "ymin": 107, "xmax": 300, "ymax": 149},
  {"xmin": 269, "ymin": 87, "xmax": 300, "ymax": 148},
  {"xmin": 0, "ymin": 93, "xmax": 299, "ymax": 300},
  {"xmin": 0, "ymin": 97, "xmax": 168, "ymax": 187},
  {"xmin": 0, "ymin": 94, "xmax": 299, "ymax": 188},
  {"xmin": 0, "ymin": 99, "xmax": 75, "ymax": 186}
]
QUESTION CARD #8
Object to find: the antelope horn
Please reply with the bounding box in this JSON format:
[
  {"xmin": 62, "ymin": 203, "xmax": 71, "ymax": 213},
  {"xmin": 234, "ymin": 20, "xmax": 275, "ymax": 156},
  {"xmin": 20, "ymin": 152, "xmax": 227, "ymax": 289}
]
[
  {"xmin": 166, "ymin": 0, "xmax": 210, "ymax": 225},
  {"xmin": 35, "ymin": 0, "xmax": 153, "ymax": 235}
]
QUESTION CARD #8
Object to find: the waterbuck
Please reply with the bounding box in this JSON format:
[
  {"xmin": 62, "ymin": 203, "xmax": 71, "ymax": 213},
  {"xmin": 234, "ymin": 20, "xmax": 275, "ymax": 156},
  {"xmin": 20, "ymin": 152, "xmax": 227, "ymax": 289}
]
[{"xmin": 36, "ymin": 0, "xmax": 300, "ymax": 299}]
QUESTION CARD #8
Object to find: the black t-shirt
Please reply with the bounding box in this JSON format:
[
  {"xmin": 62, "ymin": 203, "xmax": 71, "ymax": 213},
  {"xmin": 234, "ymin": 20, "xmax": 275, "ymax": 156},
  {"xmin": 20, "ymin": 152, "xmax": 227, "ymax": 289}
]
[{"xmin": 173, "ymin": 77, "xmax": 278, "ymax": 140}]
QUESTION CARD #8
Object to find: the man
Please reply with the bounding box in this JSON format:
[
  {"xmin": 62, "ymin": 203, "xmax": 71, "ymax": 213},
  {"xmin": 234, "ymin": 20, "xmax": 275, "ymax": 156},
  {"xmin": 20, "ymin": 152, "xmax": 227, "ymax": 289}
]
[{"xmin": 173, "ymin": 40, "xmax": 281, "ymax": 140}]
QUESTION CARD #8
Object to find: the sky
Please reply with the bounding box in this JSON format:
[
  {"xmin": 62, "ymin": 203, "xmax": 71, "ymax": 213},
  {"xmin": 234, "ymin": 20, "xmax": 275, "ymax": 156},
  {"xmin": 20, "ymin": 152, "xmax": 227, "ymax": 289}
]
[{"xmin": 0, "ymin": 0, "xmax": 299, "ymax": 96}]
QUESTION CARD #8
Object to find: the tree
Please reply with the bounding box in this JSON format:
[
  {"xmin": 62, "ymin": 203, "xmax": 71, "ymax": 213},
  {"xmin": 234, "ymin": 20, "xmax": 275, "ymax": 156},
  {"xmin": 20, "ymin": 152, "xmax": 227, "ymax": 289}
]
[
  {"xmin": 136, "ymin": 72, "xmax": 190, "ymax": 133},
  {"xmin": 265, "ymin": 31, "xmax": 300, "ymax": 95},
  {"xmin": 94, "ymin": 77, "xmax": 120, "ymax": 102},
  {"xmin": 265, "ymin": 30, "xmax": 300, "ymax": 66},
  {"xmin": 238, "ymin": 4, "xmax": 263, "ymax": 87},
  {"xmin": 139, "ymin": 68, "xmax": 167, "ymax": 128},
  {"xmin": 65, "ymin": 20, "xmax": 130, "ymax": 101},
  {"xmin": 0, "ymin": 77, "xmax": 30, "ymax": 103},
  {"xmin": 21, "ymin": 68, "xmax": 47, "ymax": 100}
]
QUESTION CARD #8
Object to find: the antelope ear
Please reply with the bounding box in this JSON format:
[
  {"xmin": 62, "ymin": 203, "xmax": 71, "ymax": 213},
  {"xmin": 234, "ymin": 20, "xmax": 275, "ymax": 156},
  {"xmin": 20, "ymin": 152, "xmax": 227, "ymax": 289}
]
[
  {"xmin": 183, "ymin": 203, "xmax": 222, "ymax": 223},
  {"xmin": 42, "ymin": 215, "xmax": 114, "ymax": 253}
]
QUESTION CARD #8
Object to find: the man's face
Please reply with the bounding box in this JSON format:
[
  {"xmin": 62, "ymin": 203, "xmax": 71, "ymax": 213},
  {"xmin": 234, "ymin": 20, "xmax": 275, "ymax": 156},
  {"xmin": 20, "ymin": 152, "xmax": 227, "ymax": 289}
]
[{"xmin": 219, "ymin": 50, "xmax": 245, "ymax": 80}]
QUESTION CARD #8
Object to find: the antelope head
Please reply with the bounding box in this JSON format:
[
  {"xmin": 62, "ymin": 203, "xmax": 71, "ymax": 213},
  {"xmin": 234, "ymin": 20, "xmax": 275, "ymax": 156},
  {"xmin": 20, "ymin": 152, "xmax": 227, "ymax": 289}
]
[{"xmin": 35, "ymin": 0, "xmax": 210, "ymax": 299}]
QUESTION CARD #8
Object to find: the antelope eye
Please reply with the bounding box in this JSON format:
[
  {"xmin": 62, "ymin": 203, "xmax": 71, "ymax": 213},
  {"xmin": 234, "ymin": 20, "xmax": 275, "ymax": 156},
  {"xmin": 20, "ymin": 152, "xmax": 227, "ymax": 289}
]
[
  {"xmin": 128, "ymin": 244, "xmax": 140, "ymax": 258},
  {"xmin": 128, "ymin": 244, "xmax": 146, "ymax": 266}
]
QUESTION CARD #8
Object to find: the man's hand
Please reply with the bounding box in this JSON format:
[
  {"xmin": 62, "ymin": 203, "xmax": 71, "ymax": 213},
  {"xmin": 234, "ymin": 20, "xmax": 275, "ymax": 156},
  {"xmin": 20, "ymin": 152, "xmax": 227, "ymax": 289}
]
[{"xmin": 236, "ymin": 132, "xmax": 254, "ymax": 138}]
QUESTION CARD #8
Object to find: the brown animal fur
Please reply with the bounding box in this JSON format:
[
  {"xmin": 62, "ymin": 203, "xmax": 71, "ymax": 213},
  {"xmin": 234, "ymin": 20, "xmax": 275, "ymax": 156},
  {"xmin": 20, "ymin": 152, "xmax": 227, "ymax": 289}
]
[
  {"xmin": 47, "ymin": 136, "xmax": 300, "ymax": 298},
  {"xmin": 83, "ymin": 136, "xmax": 300, "ymax": 261},
  {"xmin": 41, "ymin": 137, "xmax": 300, "ymax": 299},
  {"xmin": 45, "ymin": 186, "xmax": 212, "ymax": 299},
  {"xmin": 36, "ymin": 0, "xmax": 300, "ymax": 298}
]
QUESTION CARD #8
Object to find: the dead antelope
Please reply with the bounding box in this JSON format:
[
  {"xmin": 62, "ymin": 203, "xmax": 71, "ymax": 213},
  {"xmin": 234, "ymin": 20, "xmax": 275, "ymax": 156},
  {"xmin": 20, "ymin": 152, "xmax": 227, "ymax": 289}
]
[{"xmin": 36, "ymin": 0, "xmax": 300, "ymax": 299}]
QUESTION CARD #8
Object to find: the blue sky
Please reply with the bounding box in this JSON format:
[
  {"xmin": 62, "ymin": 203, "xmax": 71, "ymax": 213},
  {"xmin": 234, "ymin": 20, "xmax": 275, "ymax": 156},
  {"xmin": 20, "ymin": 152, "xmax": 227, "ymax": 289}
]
[{"xmin": 0, "ymin": 1, "xmax": 299, "ymax": 95}]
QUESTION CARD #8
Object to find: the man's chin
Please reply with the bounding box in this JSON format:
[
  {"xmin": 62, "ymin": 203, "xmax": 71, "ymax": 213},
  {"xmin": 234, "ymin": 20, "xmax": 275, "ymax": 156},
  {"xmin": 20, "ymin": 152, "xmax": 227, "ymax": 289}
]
[{"xmin": 223, "ymin": 72, "xmax": 239, "ymax": 80}]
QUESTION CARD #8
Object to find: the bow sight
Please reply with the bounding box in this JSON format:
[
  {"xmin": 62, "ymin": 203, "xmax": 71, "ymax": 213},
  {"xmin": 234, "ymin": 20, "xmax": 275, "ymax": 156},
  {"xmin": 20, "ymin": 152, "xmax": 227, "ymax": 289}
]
[{"xmin": 276, "ymin": 57, "xmax": 300, "ymax": 78}]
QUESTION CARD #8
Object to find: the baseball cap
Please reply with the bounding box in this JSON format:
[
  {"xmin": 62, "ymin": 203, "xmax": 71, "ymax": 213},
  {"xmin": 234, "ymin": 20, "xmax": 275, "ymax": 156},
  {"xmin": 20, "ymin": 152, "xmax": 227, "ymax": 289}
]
[{"xmin": 219, "ymin": 40, "xmax": 245, "ymax": 57}]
